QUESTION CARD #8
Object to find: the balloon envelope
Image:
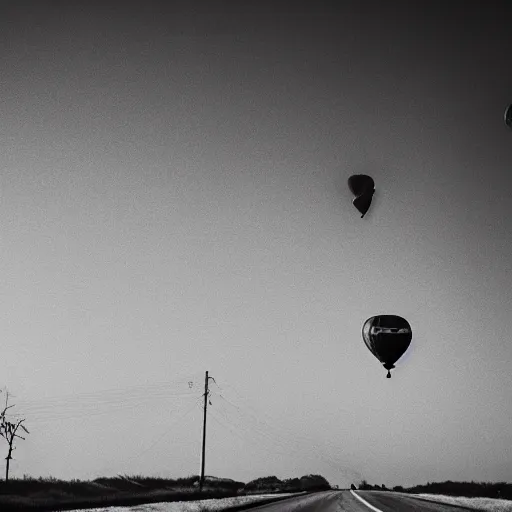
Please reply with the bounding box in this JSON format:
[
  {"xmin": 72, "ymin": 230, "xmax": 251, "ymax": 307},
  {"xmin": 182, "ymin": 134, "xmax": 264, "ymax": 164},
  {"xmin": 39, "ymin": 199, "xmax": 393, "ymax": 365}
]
[
  {"xmin": 362, "ymin": 315, "xmax": 412, "ymax": 377},
  {"xmin": 505, "ymin": 104, "xmax": 512, "ymax": 128},
  {"xmin": 348, "ymin": 175, "xmax": 374, "ymax": 197},
  {"xmin": 353, "ymin": 189, "xmax": 375, "ymax": 218}
]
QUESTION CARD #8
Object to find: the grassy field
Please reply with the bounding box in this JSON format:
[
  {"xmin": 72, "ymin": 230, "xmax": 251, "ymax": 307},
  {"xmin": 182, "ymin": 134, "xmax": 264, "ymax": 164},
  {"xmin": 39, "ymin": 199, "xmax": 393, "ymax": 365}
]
[
  {"xmin": 67, "ymin": 493, "xmax": 304, "ymax": 512},
  {"xmin": 0, "ymin": 473, "xmax": 332, "ymax": 511},
  {"xmin": 0, "ymin": 475, "xmax": 247, "ymax": 511},
  {"xmin": 414, "ymin": 493, "xmax": 512, "ymax": 512}
]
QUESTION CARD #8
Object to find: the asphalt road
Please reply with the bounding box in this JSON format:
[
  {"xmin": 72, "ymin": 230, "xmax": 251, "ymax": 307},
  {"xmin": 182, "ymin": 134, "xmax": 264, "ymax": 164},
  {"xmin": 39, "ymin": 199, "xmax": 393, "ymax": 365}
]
[{"xmin": 243, "ymin": 490, "xmax": 472, "ymax": 511}]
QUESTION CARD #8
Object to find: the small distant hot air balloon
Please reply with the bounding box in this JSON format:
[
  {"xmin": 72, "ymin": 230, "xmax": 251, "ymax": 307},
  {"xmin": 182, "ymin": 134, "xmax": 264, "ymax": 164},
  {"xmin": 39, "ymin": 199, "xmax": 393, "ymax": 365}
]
[
  {"xmin": 362, "ymin": 315, "xmax": 412, "ymax": 378},
  {"xmin": 505, "ymin": 104, "xmax": 512, "ymax": 129},
  {"xmin": 348, "ymin": 175, "xmax": 375, "ymax": 218}
]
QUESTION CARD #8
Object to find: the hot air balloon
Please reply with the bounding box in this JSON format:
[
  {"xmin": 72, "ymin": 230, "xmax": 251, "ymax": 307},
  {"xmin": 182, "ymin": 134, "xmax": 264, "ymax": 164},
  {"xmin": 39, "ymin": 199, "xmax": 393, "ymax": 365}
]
[
  {"xmin": 505, "ymin": 104, "xmax": 512, "ymax": 129},
  {"xmin": 362, "ymin": 315, "xmax": 412, "ymax": 378},
  {"xmin": 348, "ymin": 174, "xmax": 375, "ymax": 218}
]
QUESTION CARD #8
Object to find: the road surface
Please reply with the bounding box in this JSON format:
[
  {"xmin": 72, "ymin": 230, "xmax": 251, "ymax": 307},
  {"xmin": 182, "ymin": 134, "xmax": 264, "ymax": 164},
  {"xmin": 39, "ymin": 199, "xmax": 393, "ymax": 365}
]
[{"xmin": 243, "ymin": 490, "xmax": 472, "ymax": 511}]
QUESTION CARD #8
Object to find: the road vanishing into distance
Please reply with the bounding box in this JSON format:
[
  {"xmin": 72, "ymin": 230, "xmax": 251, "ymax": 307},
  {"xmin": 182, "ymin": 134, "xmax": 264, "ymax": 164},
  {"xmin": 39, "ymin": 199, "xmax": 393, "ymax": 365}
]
[{"xmin": 246, "ymin": 490, "xmax": 472, "ymax": 511}]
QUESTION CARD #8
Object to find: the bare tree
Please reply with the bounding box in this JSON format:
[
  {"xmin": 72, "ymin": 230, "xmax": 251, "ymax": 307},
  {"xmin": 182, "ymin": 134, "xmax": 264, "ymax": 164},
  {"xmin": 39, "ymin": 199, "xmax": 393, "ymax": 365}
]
[{"xmin": 0, "ymin": 390, "xmax": 29, "ymax": 482}]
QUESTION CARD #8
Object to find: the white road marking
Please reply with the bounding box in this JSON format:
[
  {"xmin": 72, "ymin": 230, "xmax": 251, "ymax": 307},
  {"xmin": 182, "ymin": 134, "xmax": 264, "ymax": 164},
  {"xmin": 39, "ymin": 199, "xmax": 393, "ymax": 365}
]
[{"xmin": 350, "ymin": 490, "xmax": 384, "ymax": 512}]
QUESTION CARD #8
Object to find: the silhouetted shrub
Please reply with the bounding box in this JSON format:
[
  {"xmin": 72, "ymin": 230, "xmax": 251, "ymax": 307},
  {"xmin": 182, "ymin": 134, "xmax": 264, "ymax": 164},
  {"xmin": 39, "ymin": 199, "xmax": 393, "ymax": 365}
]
[
  {"xmin": 299, "ymin": 475, "xmax": 331, "ymax": 491},
  {"xmin": 244, "ymin": 474, "xmax": 330, "ymax": 493},
  {"xmin": 404, "ymin": 480, "xmax": 512, "ymax": 500}
]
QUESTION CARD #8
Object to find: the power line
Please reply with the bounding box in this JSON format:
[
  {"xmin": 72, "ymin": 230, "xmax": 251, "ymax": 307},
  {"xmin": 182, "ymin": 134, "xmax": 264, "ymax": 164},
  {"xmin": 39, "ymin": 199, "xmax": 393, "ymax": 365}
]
[
  {"xmin": 95, "ymin": 399, "xmax": 199, "ymax": 477},
  {"xmin": 15, "ymin": 371, "xmax": 205, "ymax": 410},
  {"xmin": 213, "ymin": 400, "xmax": 308, "ymax": 459},
  {"xmin": 20, "ymin": 392, "xmax": 202, "ymax": 424},
  {"xmin": 25, "ymin": 400, "xmax": 198, "ymax": 424},
  {"xmin": 14, "ymin": 374, "xmax": 205, "ymax": 421},
  {"xmin": 11, "ymin": 372, "xmax": 362, "ymax": 483},
  {"xmin": 213, "ymin": 381, "xmax": 347, "ymax": 457},
  {"xmin": 208, "ymin": 407, "xmax": 299, "ymax": 459},
  {"xmin": 213, "ymin": 399, "xmax": 361, "ymax": 480},
  {"xmin": 21, "ymin": 391, "xmax": 197, "ymax": 415},
  {"xmin": 210, "ymin": 381, "xmax": 362, "ymax": 480}
]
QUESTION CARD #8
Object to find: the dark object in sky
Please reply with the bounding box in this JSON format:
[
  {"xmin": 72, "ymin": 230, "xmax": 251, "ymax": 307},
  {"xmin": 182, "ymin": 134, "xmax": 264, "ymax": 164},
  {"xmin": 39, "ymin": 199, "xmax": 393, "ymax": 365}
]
[
  {"xmin": 362, "ymin": 315, "xmax": 412, "ymax": 378},
  {"xmin": 348, "ymin": 175, "xmax": 375, "ymax": 218},
  {"xmin": 505, "ymin": 104, "xmax": 512, "ymax": 129},
  {"xmin": 353, "ymin": 190, "xmax": 375, "ymax": 218},
  {"xmin": 348, "ymin": 174, "xmax": 374, "ymax": 197}
]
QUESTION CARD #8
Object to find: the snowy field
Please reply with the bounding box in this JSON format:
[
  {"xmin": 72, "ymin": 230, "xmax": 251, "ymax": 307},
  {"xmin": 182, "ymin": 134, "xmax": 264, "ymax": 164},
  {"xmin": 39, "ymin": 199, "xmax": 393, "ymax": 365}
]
[
  {"xmin": 414, "ymin": 493, "xmax": 512, "ymax": 512},
  {"xmin": 67, "ymin": 491, "xmax": 512, "ymax": 512},
  {"xmin": 68, "ymin": 493, "xmax": 299, "ymax": 512}
]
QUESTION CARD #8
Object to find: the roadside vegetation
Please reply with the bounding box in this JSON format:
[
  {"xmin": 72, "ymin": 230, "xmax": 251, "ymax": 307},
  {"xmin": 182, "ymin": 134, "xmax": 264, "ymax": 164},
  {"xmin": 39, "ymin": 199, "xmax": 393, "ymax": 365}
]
[
  {"xmin": 358, "ymin": 479, "xmax": 512, "ymax": 500},
  {"xmin": 0, "ymin": 473, "xmax": 331, "ymax": 511},
  {"xmin": 412, "ymin": 494, "xmax": 512, "ymax": 512},
  {"xmin": 356, "ymin": 479, "xmax": 512, "ymax": 511}
]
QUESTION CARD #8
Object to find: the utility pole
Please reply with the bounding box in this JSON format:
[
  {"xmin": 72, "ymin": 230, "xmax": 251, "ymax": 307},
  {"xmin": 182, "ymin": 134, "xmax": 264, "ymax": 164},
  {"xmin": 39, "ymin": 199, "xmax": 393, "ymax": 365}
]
[{"xmin": 199, "ymin": 371, "xmax": 215, "ymax": 492}]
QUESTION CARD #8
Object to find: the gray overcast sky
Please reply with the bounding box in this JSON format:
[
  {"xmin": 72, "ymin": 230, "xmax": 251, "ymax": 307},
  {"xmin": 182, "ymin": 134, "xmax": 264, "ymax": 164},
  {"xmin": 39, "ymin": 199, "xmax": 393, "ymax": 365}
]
[{"xmin": 1, "ymin": 1, "xmax": 512, "ymax": 488}]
